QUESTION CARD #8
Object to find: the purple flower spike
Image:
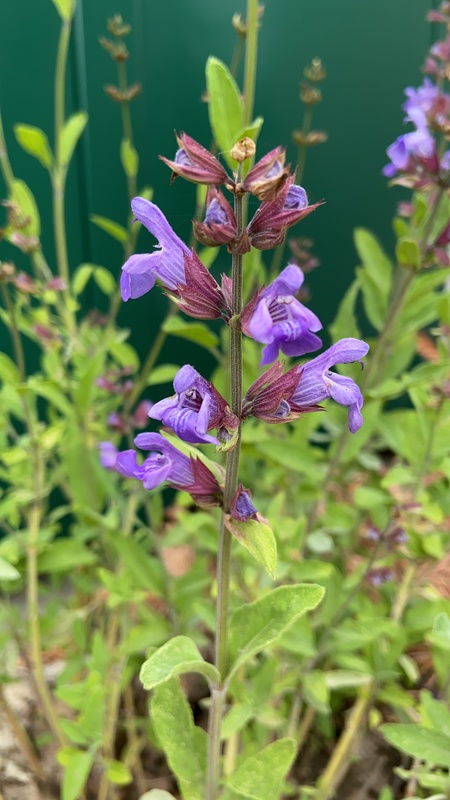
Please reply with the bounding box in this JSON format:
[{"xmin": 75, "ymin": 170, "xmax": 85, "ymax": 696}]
[
  {"xmin": 383, "ymin": 128, "xmax": 436, "ymax": 178},
  {"xmin": 244, "ymin": 264, "xmax": 322, "ymax": 365},
  {"xmin": 149, "ymin": 365, "xmax": 230, "ymax": 445},
  {"xmin": 99, "ymin": 441, "xmax": 119, "ymax": 470},
  {"xmin": 120, "ymin": 197, "xmax": 190, "ymax": 301},
  {"xmin": 291, "ymin": 338, "xmax": 370, "ymax": 433}
]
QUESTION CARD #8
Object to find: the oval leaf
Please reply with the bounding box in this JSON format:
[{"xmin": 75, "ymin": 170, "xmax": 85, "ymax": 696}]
[
  {"xmin": 228, "ymin": 584, "xmax": 324, "ymax": 679},
  {"xmin": 380, "ymin": 724, "xmax": 450, "ymax": 767},
  {"xmin": 0, "ymin": 557, "xmax": 21, "ymax": 581},
  {"xmin": 140, "ymin": 635, "xmax": 220, "ymax": 690},
  {"xmin": 120, "ymin": 138, "xmax": 139, "ymax": 178},
  {"xmin": 61, "ymin": 111, "xmax": 88, "ymax": 167},
  {"xmin": 225, "ymin": 738, "xmax": 297, "ymax": 800},
  {"xmin": 91, "ymin": 214, "xmax": 128, "ymax": 243},
  {"xmin": 224, "ymin": 516, "xmax": 277, "ymax": 578},
  {"xmin": 61, "ymin": 749, "xmax": 94, "ymax": 800},
  {"xmin": 51, "ymin": 0, "xmax": 74, "ymax": 20},
  {"xmin": 10, "ymin": 179, "xmax": 40, "ymax": 237},
  {"xmin": 14, "ymin": 124, "xmax": 53, "ymax": 169},
  {"xmin": 205, "ymin": 56, "xmax": 243, "ymax": 168},
  {"xmin": 162, "ymin": 316, "xmax": 218, "ymax": 349}
]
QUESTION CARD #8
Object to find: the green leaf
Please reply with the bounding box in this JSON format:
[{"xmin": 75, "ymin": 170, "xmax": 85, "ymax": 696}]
[
  {"xmin": 93, "ymin": 266, "xmax": 116, "ymax": 295},
  {"xmin": 0, "ymin": 353, "xmax": 20, "ymax": 383},
  {"xmin": 224, "ymin": 738, "xmax": 296, "ymax": 800},
  {"xmin": 60, "ymin": 749, "xmax": 94, "ymax": 800},
  {"xmin": 61, "ymin": 111, "xmax": 88, "ymax": 167},
  {"xmin": 151, "ymin": 679, "xmax": 206, "ymax": 800},
  {"xmin": 120, "ymin": 138, "xmax": 139, "ymax": 178},
  {"xmin": 50, "ymin": 0, "xmax": 74, "ymax": 20},
  {"xmin": 325, "ymin": 670, "xmax": 373, "ymax": 689},
  {"xmin": 109, "ymin": 341, "xmax": 140, "ymax": 371},
  {"xmin": 205, "ymin": 56, "xmax": 243, "ymax": 169},
  {"xmin": 303, "ymin": 671, "xmax": 330, "ymax": 714},
  {"xmin": 140, "ymin": 636, "xmax": 220, "ymax": 689},
  {"xmin": 91, "ymin": 214, "xmax": 128, "ymax": 243},
  {"xmin": 38, "ymin": 540, "xmax": 97, "ymax": 573},
  {"xmin": 72, "ymin": 264, "xmax": 94, "ymax": 295},
  {"xmin": 162, "ymin": 316, "xmax": 219, "ymax": 349},
  {"xmin": 228, "ymin": 584, "xmax": 324, "ymax": 679},
  {"xmin": 380, "ymin": 724, "xmax": 450, "ymax": 767},
  {"xmin": 395, "ymin": 237, "xmax": 420, "ymax": 269},
  {"xmin": 224, "ymin": 516, "xmax": 277, "ymax": 578},
  {"xmin": 427, "ymin": 612, "xmax": 450, "ymax": 651},
  {"xmin": 0, "ymin": 557, "xmax": 20, "ymax": 581},
  {"xmin": 106, "ymin": 760, "xmax": 133, "ymax": 786},
  {"xmin": 147, "ymin": 364, "xmax": 180, "ymax": 386},
  {"xmin": 10, "ymin": 179, "xmax": 40, "ymax": 237},
  {"xmin": 420, "ymin": 690, "xmax": 450, "ymax": 737},
  {"xmin": 14, "ymin": 124, "xmax": 53, "ymax": 169},
  {"xmin": 354, "ymin": 228, "xmax": 392, "ymax": 330}
]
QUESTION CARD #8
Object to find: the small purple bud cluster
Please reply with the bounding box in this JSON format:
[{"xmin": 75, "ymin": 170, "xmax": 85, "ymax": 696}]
[
  {"xmin": 383, "ymin": 2, "xmax": 450, "ymax": 192},
  {"xmin": 103, "ymin": 132, "xmax": 369, "ymax": 519}
]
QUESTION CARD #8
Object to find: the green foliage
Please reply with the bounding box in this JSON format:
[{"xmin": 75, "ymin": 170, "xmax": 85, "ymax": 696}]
[
  {"xmin": 224, "ymin": 515, "xmax": 277, "ymax": 577},
  {"xmin": 151, "ymin": 679, "xmax": 207, "ymax": 800},
  {"xmin": 140, "ymin": 636, "xmax": 220, "ymax": 689},
  {"xmin": 205, "ymin": 57, "xmax": 243, "ymax": 168},
  {"xmin": 14, "ymin": 124, "xmax": 53, "ymax": 169},
  {"xmin": 223, "ymin": 738, "xmax": 297, "ymax": 800},
  {"xmin": 60, "ymin": 111, "xmax": 88, "ymax": 167}
]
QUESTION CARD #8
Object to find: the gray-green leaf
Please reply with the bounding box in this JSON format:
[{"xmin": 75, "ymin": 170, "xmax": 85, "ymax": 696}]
[
  {"xmin": 228, "ymin": 584, "xmax": 324, "ymax": 679},
  {"xmin": 151, "ymin": 679, "xmax": 206, "ymax": 800},
  {"xmin": 380, "ymin": 723, "xmax": 450, "ymax": 767},
  {"xmin": 224, "ymin": 516, "xmax": 277, "ymax": 578},
  {"xmin": 224, "ymin": 738, "xmax": 296, "ymax": 800},
  {"xmin": 140, "ymin": 636, "xmax": 220, "ymax": 689}
]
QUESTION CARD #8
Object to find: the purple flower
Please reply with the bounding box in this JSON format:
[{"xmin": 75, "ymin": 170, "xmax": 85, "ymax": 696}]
[
  {"xmin": 244, "ymin": 265, "xmax": 322, "ymax": 366},
  {"xmin": 101, "ymin": 432, "xmax": 223, "ymax": 507},
  {"xmin": 242, "ymin": 146, "xmax": 290, "ymax": 201},
  {"xmin": 383, "ymin": 128, "xmax": 436, "ymax": 177},
  {"xmin": 120, "ymin": 197, "xmax": 190, "ymax": 301},
  {"xmin": 291, "ymin": 338, "xmax": 370, "ymax": 433},
  {"xmin": 403, "ymin": 79, "xmax": 442, "ymax": 128},
  {"xmin": 99, "ymin": 441, "xmax": 119, "ymax": 470},
  {"xmin": 115, "ymin": 433, "xmax": 195, "ymax": 490},
  {"xmin": 149, "ymin": 365, "xmax": 231, "ymax": 445},
  {"xmin": 192, "ymin": 187, "xmax": 237, "ymax": 248}
]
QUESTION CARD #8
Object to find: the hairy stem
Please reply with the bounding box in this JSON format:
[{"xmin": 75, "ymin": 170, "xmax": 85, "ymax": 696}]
[{"xmin": 206, "ymin": 171, "xmax": 245, "ymax": 800}]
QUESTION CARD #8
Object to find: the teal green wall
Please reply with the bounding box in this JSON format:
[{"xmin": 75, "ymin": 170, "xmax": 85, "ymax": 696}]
[{"xmin": 0, "ymin": 1, "xmax": 434, "ymax": 360}]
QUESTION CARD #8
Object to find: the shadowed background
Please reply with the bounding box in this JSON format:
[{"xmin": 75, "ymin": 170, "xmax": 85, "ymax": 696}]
[{"xmin": 0, "ymin": 0, "xmax": 434, "ymax": 365}]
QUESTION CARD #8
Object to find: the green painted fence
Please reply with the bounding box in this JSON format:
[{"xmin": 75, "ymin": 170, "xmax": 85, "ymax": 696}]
[{"xmin": 0, "ymin": 0, "xmax": 434, "ymax": 360}]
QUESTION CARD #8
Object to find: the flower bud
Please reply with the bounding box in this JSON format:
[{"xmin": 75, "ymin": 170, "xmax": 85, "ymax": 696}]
[
  {"xmin": 300, "ymin": 84, "xmax": 322, "ymax": 105},
  {"xmin": 304, "ymin": 58, "xmax": 326, "ymax": 83},
  {"xmin": 170, "ymin": 250, "xmax": 231, "ymax": 320},
  {"xmin": 230, "ymin": 485, "xmax": 258, "ymax": 521},
  {"xmin": 242, "ymin": 146, "xmax": 290, "ymax": 201},
  {"xmin": 192, "ymin": 187, "xmax": 237, "ymax": 247},
  {"xmin": 230, "ymin": 137, "xmax": 256, "ymax": 163},
  {"xmin": 247, "ymin": 176, "xmax": 322, "ymax": 251},
  {"xmin": 160, "ymin": 132, "xmax": 229, "ymax": 185},
  {"xmin": 292, "ymin": 130, "xmax": 328, "ymax": 147}
]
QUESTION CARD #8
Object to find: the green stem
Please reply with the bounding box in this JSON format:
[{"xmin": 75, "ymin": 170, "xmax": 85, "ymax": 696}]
[
  {"xmin": 315, "ymin": 681, "xmax": 375, "ymax": 800},
  {"xmin": 206, "ymin": 173, "xmax": 245, "ymax": 800},
  {"xmin": 242, "ymin": 0, "xmax": 259, "ymax": 128},
  {"xmin": 52, "ymin": 16, "xmax": 75, "ymax": 331},
  {"xmin": 1, "ymin": 284, "xmax": 26, "ymax": 380},
  {"xmin": 0, "ymin": 108, "xmax": 14, "ymax": 190}
]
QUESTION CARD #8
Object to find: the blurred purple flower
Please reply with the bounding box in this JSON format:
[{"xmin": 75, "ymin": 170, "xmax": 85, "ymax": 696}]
[
  {"xmin": 383, "ymin": 127, "xmax": 436, "ymax": 178},
  {"xmin": 99, "ymin": 442, "xmax": 119, "ymax": 470},
  {"xmin": 120, "ymin": 197, "xmax": 190, "ymax": 301},
  {"xmin": 291, "ymin": 338, "xmax": 370, "ymax": 433},
  {"xmin": 243, "ymin": 264, "xmax": 322, "ymax": 365}
]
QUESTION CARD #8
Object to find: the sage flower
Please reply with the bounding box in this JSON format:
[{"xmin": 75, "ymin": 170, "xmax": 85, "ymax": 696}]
[
  {"xmin": 291, "ymin": 338, "xmax": 370, "ymax": 432},
  {"xmin": 149, "ymin": 365, "xmax": 236, "ymax": 445},
  {"xmin": 120, "ymin": 197, "xmax": 189, "ymax": 301},
  {"xmin": 243, "ymin": 264, "xmax": 322, "ymax": 365}
]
